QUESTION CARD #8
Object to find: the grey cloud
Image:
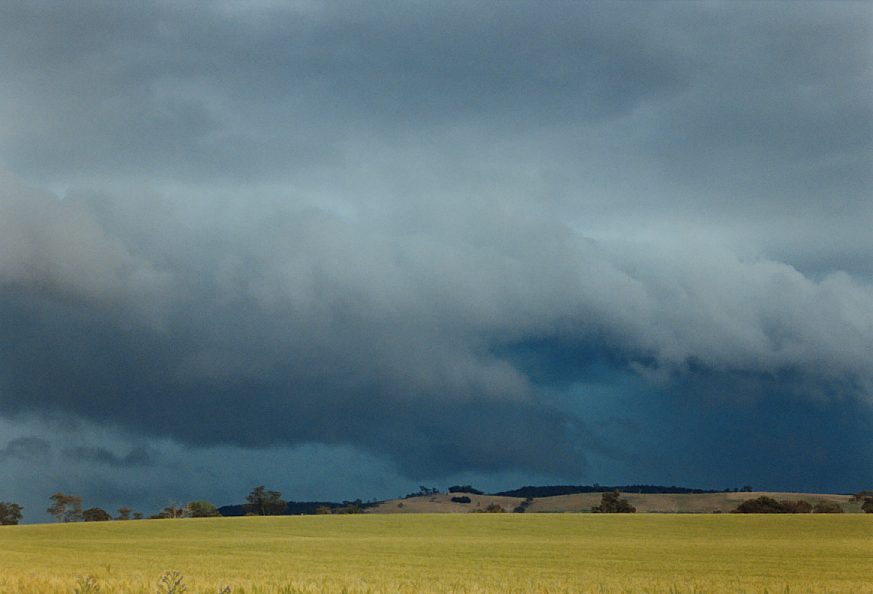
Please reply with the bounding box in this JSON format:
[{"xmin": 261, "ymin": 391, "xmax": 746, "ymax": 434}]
[
  {"xmin": 0, "ymin": 172, "xmax": 171, "ymax": 315},
  {"xmin": 0, "ymin": 436, "xmax": 51, "ymax": 463},
  {"xmin": 0, "ymin": 1, "xmax": 686, "ymax": 183},
  {"xmin": 0, "ymin": 182, "xmax": 871, "ymax": 480},
  {"xmin": 62, "ymin": 446, "xmax": 154, "ymax": 468},
  {"xmin": 0, "ymin": 1, "xmax": 870, "ymax": 488}
]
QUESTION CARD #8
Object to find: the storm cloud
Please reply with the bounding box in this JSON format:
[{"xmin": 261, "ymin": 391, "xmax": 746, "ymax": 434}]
[{"xmin": 0, "ymin": 1, "xmax": 871, "ymax": 517}]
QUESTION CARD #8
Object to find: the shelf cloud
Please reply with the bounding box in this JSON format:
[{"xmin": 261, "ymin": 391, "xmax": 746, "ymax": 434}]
[{"xmin": 0, "ymin": 1, "xmax": 870, "ymax": 516}]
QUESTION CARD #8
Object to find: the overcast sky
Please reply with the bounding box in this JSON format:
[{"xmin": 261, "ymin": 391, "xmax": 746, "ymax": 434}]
[{"xmin": 1, "ymin": 1, "xmax": 871, "ymax": 522}]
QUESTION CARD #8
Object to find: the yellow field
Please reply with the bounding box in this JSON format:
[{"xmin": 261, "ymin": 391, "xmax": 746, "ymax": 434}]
[{"xmin": 0, "ymin": 514, "xmax": 870, "ymax": 594}]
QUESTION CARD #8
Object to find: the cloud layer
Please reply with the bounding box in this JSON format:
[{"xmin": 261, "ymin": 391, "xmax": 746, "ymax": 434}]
[{"xmin": 0, "ymin": 1, "xmax": 871, "ymax": 515}]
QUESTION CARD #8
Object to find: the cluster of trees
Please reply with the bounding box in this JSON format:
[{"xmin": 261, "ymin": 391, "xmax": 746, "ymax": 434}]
[
  {"xmin": 732, "ymin": 496, "xmax": 848, "ymax": 513},
  {"xmin": 243, "ymin": 486, "xmax": 287, "ymax": 516},
  {"xmin": 4, "ymin": 485, "xmax": 872, "ymax": 525},
  {"xmin": 591, "ymin": 491, "xmax": 636, "ymax": 513},
  {"xmin": 0, "ymin": 501, "xmax": 23, "ymax": 525},
  {"xmin": 0, "ymin": 486, "xmax": 289, "ymax": 525},
  {"xmin": 513, "ymin": 497, "xmax": 534, "ymax": 513},
  {"xmin": 850, "ymin": 491, "xmax": 873, "ymax": 513},
  {"xmin": 404, "ymin": 486, "xmax": 440, "ymax": 499},
  {"xmin": 47, "ymin": 492, "xmax": 145, "ymax": 522}
]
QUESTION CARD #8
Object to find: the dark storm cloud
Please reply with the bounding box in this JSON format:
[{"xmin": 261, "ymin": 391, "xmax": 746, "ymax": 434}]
[
  {"xmin": 0, "ymin": 436, "xmax": 51, "ymax": 463},
  {"xmin": 62, "ymin": 446, "xmax": 154, "ymax": 468},
  {"xmin": 0, "ymin": 1, "xmax": 870, "ymax": 490},
  {"xmin": 1, "ymin": 174, "xmax": 871, "ymax": 481}
]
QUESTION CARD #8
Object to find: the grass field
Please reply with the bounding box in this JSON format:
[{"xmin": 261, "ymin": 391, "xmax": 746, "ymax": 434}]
[{"xmin": 1, "ymin": 514, "xmax": 871, "ymax": 594}]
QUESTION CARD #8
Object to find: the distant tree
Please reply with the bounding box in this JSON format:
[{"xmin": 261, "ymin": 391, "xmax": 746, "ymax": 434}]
[
  {"xmin": 83, "ymin": 507, "xmax": 112, "ymax": 522},
  {"xmin": 591, "ymin": 491, "xmax": 636, "ymax": 513},
  {"xmin": 450, "ymin": 496, "xmax": 472, "ymax": 504},
  {"xmin": 314, "ymin": 505, "xmax": 333, "ymax": 515},
  {"xmin": 862, "ymin": 497, "xmax": 873, "ymax": 514},
  {"xmin": 116, "ymin": 506, "xmax": 132, "ymax": 520},
  {"xmin": 132, "ymin": 512, "xmax": 144, "ymax": 520},
  {"xmin": 186, "ymin": 500, "xmax": 221, "ymax": 518},
  {"xmin": 849, "ymin": 490, "xmax": 873, "ymax": 503},
  {"xmin": 0, "ymin": 501, "xmax": 23, "ymax": 525},
  {"xmin": 733, "ymin": 496, "xmax": 788, "ymax": 513},
  {"xmin": 482, "ymin": 503, "xmax": 505, "ymax": 513},
  {"xmin": 334, "ymin": 502, "xmax": 364, "ymax": 514},
  {"xmin": 812, "ymin": 501, "xmax": 844, "ymax": 514},
  {"xmin": 48, "ymin": 492, "xmax": 83, "ymax": 522},
  {"xmin": 513, "ymin": 497, "xmax": 534, "ymax": 513},
  {"xmin": 244, "ymin": 486, "xmax": 287, "ymax": 516},
  {"xmin": 405, "ymin": 486, "xmax": 440, "ymax": 499},
  {"xmin": 157, "ymin": 502, "xmax": 186, "ymax": 519},
  {"xmin": 780, "ymin": 500, "xmax": 812, "ymax": 513},
  {"xmin": 740, "ymin": 485, "xmax": 753, "ymax": 492}
]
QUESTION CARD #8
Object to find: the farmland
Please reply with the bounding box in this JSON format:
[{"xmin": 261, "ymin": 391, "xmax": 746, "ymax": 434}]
[
  {"xmin": 369, "ymin": 490, "xmax": 862, "ymax": 514},
  {"xmin": 1, "ymin": 514, "xmax": 870, "ymax": 593}
]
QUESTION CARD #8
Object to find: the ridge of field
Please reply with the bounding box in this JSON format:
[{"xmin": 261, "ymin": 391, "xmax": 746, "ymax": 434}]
[
  {"xmin": 1, "ymin": 514, "xmax": 870, "ymax": 594},
  {"xmin": 368, "ymin": 490, "xmax": 861, "ymax": 513}
]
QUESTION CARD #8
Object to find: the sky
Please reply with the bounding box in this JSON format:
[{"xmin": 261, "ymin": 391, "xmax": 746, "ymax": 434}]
[{"xmin": 0, "ymin": 1, "xmax": 871, "ymax": 522}]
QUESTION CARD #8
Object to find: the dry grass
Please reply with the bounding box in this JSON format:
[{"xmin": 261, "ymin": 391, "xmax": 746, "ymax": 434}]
[{"xmin": 0, "ymin": 514, "xmax": 870, "ymax": 593}]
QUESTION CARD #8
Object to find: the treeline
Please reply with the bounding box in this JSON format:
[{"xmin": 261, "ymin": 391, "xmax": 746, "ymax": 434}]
[
  {"xmin": 732, "ymin": 494, "xmax": 873, "ymax": 514},
  {"xmin": 4, "ymin": 486, "xmax": 873, "ymax": 525}
]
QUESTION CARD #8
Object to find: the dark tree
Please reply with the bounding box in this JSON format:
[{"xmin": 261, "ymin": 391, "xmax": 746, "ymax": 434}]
[
  {"xmin": 450, "ymin": 496, "xmax": 472, "ymax": 504},
  {"xmin": 47, "ymin": 492, "xmax": 83, "ymax": 522},
  {"xmin": 812, "ymin": 501, "xmax": 844, "ymax": 513},
  {"xmin": 733, "ymin": 496, "xmax": 788, "ymax": 513},
  {"xmin": 245, "ymin": 485, "xmax": 287, "ymax": 516},
  {"xmin": 186, "ymin": 500, "xmax": 221, "ymax": 517},
  {"xmin": 780, "ymin": 500, "xmax": 812, "ymax": 513},
  {"xmin": 862, "ymin": 497, "xmax": 873, "ymax": 514},
  {"xmin": 83, "ymin": 507, "xmax": 112, "ymax": 521},
  {"xmin": 481, "ymin": 503, "xmax": 505, "ymax": 513},
  {"xmin": 157, "ymin": 503, "xmax": 186, "ymax": 519},
  {"xmin": 0, "ymin": 502, "xmax": 23, "ymax": 525},
  {"xmin": 116, "ymin": 506, "xmax": 133, "ymax": 520},
  {"xmin": 591, "ymin": 491, "xmax": 636, "ymax": 513}
]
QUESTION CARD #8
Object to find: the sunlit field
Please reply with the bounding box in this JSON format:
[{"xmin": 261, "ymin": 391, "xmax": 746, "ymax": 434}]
[{"xmin": 1, "ymin": 514, "xmax": 870, "ymax": 593}]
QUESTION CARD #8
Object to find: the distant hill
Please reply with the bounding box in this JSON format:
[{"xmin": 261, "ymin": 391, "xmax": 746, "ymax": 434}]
[
  {"xmin": 494, "ymin": 485, "xmax": 722, "ymax": 498},
  {"xmin": 367, "ymin": 490, "xmax": 862, "ymax": 514},
  {"xmin": 218, "ymin": 486, "xmax": 864, "ymax": 516}
]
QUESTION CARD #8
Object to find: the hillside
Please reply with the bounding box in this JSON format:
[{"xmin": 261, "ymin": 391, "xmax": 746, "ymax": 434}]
[{"xmin": 367, "ymin": 491, "xmax": 862, "ymax": 514}]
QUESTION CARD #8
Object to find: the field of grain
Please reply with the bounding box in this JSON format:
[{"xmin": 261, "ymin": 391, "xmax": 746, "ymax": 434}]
[{"xmin": 1, "ymin": 514, "xmax": 870, "ymax": 594}]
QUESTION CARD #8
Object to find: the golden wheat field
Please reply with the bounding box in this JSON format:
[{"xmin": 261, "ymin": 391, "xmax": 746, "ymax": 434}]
[{"xmin": 0, "ymin": 514, "xmax": 870, "ymax": 594}]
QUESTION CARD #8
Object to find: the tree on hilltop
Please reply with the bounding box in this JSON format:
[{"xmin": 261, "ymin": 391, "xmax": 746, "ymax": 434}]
[
  {"xmin": 116, "ymin": 506, "xmax": 133, "ymax": 520},
  {"xmin": 245, "ymin": 486, "xmax": 287, "ymax": 516},
  {"xmin": 591, "ymin": 491, "xmax": 636, "ymax": 513},
  {"xmin": 187, "ymin": 500, "xmax": 221, "ymax": 517},
  {"xmin": 83, "ymin": 507, "xmax": 112, "ymax": 521},
  {"xmin": 48, "ymin": 492, "xmax": 83, "ymax": 522}
]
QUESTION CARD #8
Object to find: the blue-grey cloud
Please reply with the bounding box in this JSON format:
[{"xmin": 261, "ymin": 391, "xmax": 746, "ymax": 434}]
[
  {"xmin": 0, "ymin": 0, "xmax": 870, "ymax": 505},
  {"xmin": 62, "ymin": 446, "xmax": 153, "ymax": 468},
  {"xmin": 0, "ymin": 436, "xmax": 51, "ymax": 463}
]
